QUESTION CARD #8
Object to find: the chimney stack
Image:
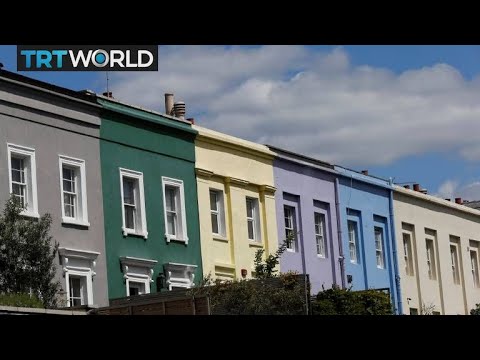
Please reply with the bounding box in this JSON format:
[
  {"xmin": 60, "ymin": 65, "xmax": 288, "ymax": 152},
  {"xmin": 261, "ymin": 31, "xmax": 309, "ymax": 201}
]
[
  {"xmin": 361, "ymin": 170, "xmax": 369, "ymax": 175},
  {"xmin": 404, "ymin": 185, "xmax": 410, "ymax": 189},
  {"xmin": 413, "ymin": 184, "xmax": 421, "ymax": 192},
  {"xmin": 455, "ymin": 197, "xmax": 462, "ymax": 204},
  {"xmin": 165, "ymin": 93, "xmax": 174, "ymax": 116},
  {"xmin": 103, "ymin": 91, "xmax": 113, "ymax": 98},
  {"xmin": 173, "ymin": 101, "xmax": 186, "ymax": 120}
]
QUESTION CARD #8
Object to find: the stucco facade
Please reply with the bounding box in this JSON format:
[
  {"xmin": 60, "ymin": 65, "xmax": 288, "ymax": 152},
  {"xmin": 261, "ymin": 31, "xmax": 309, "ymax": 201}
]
[
  {"xmin": 98, "ymin": 97, "xmax": 203, "ymax": 300},
  {"xmin": 194, "ymin": 125, "xmax": 278, "ymax": 280},
  {"xmin": 269, "ymin": 146, "xmax": 342, "ymax": 294},
  {"xmin": 335, "ymin": 167, "xmax": 401, "ymax": 313},
  {"xmin": 0, "ymin": 71, "xmax": 109, "ymax": 307},
  {"xmin": 393, "ymin": 186, "xmax": 480, "ymax": 315}
]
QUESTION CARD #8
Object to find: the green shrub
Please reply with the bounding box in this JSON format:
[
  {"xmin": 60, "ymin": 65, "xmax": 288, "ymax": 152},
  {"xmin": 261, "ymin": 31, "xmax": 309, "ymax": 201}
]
[
  {"xmin": 0, "ymin": 293, "xmax": 44, "ymax": 308},
  {"xmin": 470, "ymin": 304, "xmax": 480, "ymax": 315},
  {"xmin": 312, "ymin": 286, "xmax": 393, "ymax": 315}
]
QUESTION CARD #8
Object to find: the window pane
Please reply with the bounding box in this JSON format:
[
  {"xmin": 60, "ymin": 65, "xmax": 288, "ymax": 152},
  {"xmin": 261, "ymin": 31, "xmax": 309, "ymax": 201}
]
[
  {"xmin": 248, "ymin": 219, "xmax": 255, "ymax": 240},
  {"xmin": 211, "ymin": 213, "xmax": 219, "ymax": 234},
  {"xmin": 69, "ymin": 276, "xmax": 84, "ymax": 306},
  {"xmin": 123, "ymin": 178, "xmax": 135, "ymax": 205},
  {"xmin": 64, "ymin": 193, "xmax": 75, "ymax": 218},
  {"xmin": 167, "ymin": 212, "xmax": 177, "ymax": 235},
  {"xmin": 246, "ymin": 199, "xmax": 253, "ymax": 218},
  {"xmin": 125, "ymin": 205, "xmax": 135, "ymax": 229},
  {"xmin": 210, "ymin": 191, "xmax": 218, "ymax": 211},
  {"xmin": 63, "ymin": 167, "xmax": 75, "ymax": 193},
  {"xmin": 166, "ymin": 187, "xmax": 177, "ymax": 212}
]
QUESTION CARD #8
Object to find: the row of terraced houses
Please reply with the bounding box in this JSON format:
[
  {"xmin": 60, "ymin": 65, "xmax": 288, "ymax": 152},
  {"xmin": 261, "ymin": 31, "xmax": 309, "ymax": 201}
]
[{"xmin": 1, "ymin": 69, "xmax": 479, "ymax": 314}]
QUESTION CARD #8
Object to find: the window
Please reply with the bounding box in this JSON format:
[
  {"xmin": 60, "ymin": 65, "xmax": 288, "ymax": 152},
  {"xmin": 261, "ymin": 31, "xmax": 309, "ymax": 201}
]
[
  {"xmin": 246, "ymin": 198, "xmax": 261, "ymax": 242},
  {"xmin": 162, "ymin": 177, "xmax": 188, "ymax": 243},
  {"xmin": 374, "ymin": 227, "xmax": 385, "ymax": 269},
  {"xmin": 59, "ymin": 156, "xmax": 89, "ymax": 226},
  {"xmin": 425, "ymin": 239, "xmax": 436, "ymax": 280},
  {"xmin": 315, "ymin": 213, "xmax": 327, "ymax": 257},
  {"xmin": 58, "ymin": 247, "xmax": 98, "ymax": 308},
  {"xmin": 348, "ymin": 220, "xmax": 358, "ymax": 264},
  {"xmin": 7, "ymin": 144, "xmax": 38, "ymax": 217},
  {"xmin": 128, "ymin": 281, "xmax": 146, "ymax": 296},
  {"xmin": 120, "ymin": 168, "xmax": 147, "ymax": 238},
  {"xmin": 409, "ymin": 308, "xmax": 418, "ymax": 315},
  {"xmin": 450, "ymin": 244, "xmax": 460, "ymax": 285},
  {"xmin": 68, "ymin": 275, "xmax": 88, "ymax": 307},
  {"xmin": 403, "ymin": 233, "xmax": 414, "ymax": 276},
  {"xmin": 210, "ymin": 189, "xmax": 226, "ymax": 237},
  {"xmin": 432, "ymin": 311, "xmax": 441, "ymax": 315},
  {"xmin": 284, "ymin": 205, "xmax": 297, "ymax": 251},
  {"xmin": 120, "ymin": 256, "xmax": 157, "ymax": 296},
  {"xmin": 470, "ymin": 250, "xmax": 479, "ymax": 288}
]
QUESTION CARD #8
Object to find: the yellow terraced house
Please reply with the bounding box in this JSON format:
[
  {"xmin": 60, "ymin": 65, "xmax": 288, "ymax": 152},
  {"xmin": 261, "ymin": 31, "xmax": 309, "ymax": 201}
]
[{"xmin": 193, "ymin": 125, "xmax": 278, "ymax": 281}]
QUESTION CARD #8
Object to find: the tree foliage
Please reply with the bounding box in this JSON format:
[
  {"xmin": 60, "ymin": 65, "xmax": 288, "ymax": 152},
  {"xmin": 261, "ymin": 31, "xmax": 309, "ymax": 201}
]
[
  {"xmin": 0, "ymin": 292, "xmax": 43, "ymax": 308},
  {"xmin": 253, "ymin": 237, "xmax": 290, "ymax": 279},
  {"xmin": 470, "ymin": 303, "xmax": 480, "ymax": 315},
  {"xmin": 312, "ymin": 285, "xmax": 393, "ymax": 315},
  {"xmin": 0, "ymin": 197, "xmax": 61, "ymax": 308}
]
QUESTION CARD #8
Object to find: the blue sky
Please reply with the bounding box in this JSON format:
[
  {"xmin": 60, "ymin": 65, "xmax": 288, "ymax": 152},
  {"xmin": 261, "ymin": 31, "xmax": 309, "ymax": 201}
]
[{"xmin": 2, "ymin": 45, "xmax": 480, "ymax": 200}]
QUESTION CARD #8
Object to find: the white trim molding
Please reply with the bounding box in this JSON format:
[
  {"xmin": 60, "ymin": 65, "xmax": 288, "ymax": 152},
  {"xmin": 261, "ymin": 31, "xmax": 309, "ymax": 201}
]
[
  {"xmin": 120, "ymin": 256, "xmax": 158, "ymax": 296},
  {"xmin": 7, "ymin": 143, "xmax": 39, "ymax": 218},
  {"xmin": 58, "ymin": 155, "xmax": 89, "ymax": 227},
  {"xmin": 119, "ymin": 168, "xmax": 148, "ymax": 239},
  {"xmin": 162, "ymin": 177, "xmax": 188, "ymax": 244},
  {"xmin": 164, "ymin": 262, "xmax": 197, "ymax": 290},
  {"xmin": 58, "ymin": 247, "xmax": 99, "ymax": 307}
]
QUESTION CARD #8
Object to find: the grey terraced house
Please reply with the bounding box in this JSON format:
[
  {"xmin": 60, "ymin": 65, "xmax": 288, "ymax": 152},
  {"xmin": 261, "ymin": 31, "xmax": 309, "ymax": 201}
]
[{"xmin": 0, "ymin": 70, "xmax": 108, "ymax": 307}]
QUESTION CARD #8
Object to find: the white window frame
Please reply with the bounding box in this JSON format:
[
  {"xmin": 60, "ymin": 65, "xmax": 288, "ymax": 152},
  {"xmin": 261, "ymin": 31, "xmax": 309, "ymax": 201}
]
[
  {"xmin": 7, "ymin": 143, "xmax": 38, "ymax": 218},
  {"xmin": 348, "ymin": 220, "xmax": 358, "ymax": 264},
  {"xmin": 162, "ymin": 177, "xmax": 188, "ymax": 244},
  {"xmin": 450, "ymin": 244, "xmax": 460, "ymax": 285},
  {"xmin": 120, "ymin": 256, "xmax": 157, "ymax": 296},
  {"xmin": 119, "ymin": 168, "xmax": 148, "ymax": 239},
  {"xmin": 246, "ymin": 197, "xmax": 261, "ymax": 243},
  {"xmin": 425, "ymin": 238, "xmax": 436, "ymax": 280},
  {"xmin": 209, "ymin": 189, "xmax": 226, "ymax": 238},
  {"xmin": 58, "ymin": 247, "xmax": 99, "ymax": 307},
  {"xmin": 59, "ymin": 155, "xmax": 89, "ymax": 226},
  {"xmin": 374, "ymin": 226, "xmax": 385, "ymax": 269},
  {"xmin": 470, "ymin": 249, "xmax": 480, "ymax": 288},
  {"xmin": 314, "ymin": 212, "xmax": 327, "ymax": 258},
  {"xmin": 284, "ymin": 205, "xmax": 297, "ymax": 252},
  {"xmin": 403, "ymin": 233, "xmax": 414, "ymax": 276}
]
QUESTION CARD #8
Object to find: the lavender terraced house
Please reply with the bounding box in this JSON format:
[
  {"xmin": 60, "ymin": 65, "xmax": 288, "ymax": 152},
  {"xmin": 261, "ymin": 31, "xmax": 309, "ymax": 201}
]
[{"xmin": 268, "ymin": 146, "xmax": 343, "ymax": 294}]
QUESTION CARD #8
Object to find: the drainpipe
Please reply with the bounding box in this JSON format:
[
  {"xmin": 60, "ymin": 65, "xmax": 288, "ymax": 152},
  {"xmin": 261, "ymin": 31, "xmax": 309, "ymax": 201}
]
[
  {"xmin": 388, "ymin": 179, "xmax": 403, "ymax": 315},
  {"xmin": 334, "ymin": 177, "xmax": 346, "ymax": 289}
]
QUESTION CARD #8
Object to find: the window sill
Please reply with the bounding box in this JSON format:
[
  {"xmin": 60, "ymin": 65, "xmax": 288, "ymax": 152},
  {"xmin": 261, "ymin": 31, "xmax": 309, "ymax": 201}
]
[
  {"xmin": 20, "ymin": 211, "xmax": 40, "ymax": 219},
  {"xmin": 317, "ymin": 254, "xmax": 326, "ymax": 259},
  {"xmin": 165, "ymin": 234, "xmax": 189, "ymax": 245},
  {"xmin": 213, "ymin": 235, "xmax": 229, "ymax": 243},
  {"xmin": 248, "ymin": 241, "xmax": 263, "ymax": 248},
  {"xmin": 122, "ymin": 227, "xmax": 148, "ymax": 239},
  {"xmin": 62, "ymin": 218, "xmax": 90, "ymax": 228},
  {"xmin": 286, "ymin": 249, "xmax": 296, "ymax": 253}
]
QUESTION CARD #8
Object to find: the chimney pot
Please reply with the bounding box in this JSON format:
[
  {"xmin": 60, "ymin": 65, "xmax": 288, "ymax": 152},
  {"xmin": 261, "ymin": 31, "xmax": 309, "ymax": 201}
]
[
  {"xmin": 186, "ymin": 117, "xmax": 195, "ymax": 124},
  {"xmin": 420, "ymin": 189, "xmax": 428, "ymax": 194},
  {"xmin": 445, "ymin": 198, "xmax": 451, "ymax": 201},
  {"xmin": 103, "ymin": 91, "xmax": 113, "ymax": 98},
  {"xmin": 361, "ymin": 170, "xmax": 369, "ymax": 175},
  {"xmin": 455, "ymin": 197, "xmax": 462, "ymax": 204},
  {"xmin": 404, "ymin": 185, "xmax": 410, "ymax": 189},
  {"xmin": 173, "ymin": 101, "xmax": 186, "ymax": 120},
  {"xmin": 413, "ymin": 184, "xmax": 420, "ymax": 191},
  {"xmin": 165, "ymin": 93, "xmax": 174, "ymax": 116}
]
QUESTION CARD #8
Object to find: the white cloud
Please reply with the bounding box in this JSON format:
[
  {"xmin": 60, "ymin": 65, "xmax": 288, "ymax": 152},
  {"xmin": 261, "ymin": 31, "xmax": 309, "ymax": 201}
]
[
  {"xmin": 435, "ymin": 180, "xmax": 480, "ymax": 201},
  {"xmin": 108, "ymin": 46, "xmax": 480, "ymax": 166}
]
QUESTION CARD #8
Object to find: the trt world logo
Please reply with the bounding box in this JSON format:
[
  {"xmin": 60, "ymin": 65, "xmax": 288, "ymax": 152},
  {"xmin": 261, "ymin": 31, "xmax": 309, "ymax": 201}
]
[{"xmin": 17, "ymin": 45, "xmax": 158, "ymax": 71}]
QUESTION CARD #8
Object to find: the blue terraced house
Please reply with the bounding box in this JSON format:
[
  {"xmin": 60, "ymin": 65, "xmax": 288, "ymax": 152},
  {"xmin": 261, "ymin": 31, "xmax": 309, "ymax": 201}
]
[{"xmin": 334, "ymin": 166, "xmax": 402, "ymax": 314}]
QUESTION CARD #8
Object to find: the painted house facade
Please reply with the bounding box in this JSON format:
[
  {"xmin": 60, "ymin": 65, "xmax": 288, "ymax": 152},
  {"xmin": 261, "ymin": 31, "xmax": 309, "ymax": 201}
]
[
  {"xmin": 0, "ymin": 71, "xmax": 109, "ymax": 307},
  {"xmin": 268, "ymin": 146, "xmax": 343, "ymax": 294},
  {"xmin": 97, "ymin": 96, "xmax": 203, "ymax": 300},
  {"xmin": 393, "ymin": 186, "xmax": 480, "ymax": 315},
  {"xmin": 194, "ymin": 125, "xmax": 278, "ymax": 280},
  {"xmin": 335, "ymin": 166, "xmax": 401, "ymax": 313}
]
